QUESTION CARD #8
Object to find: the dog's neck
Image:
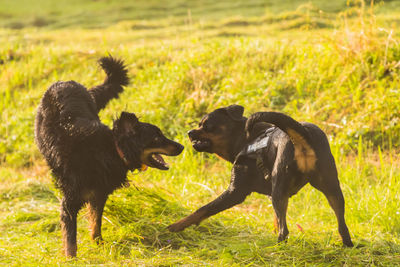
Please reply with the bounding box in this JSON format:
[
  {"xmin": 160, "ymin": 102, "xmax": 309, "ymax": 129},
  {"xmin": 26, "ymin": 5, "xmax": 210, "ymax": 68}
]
[
  {"xmin": 227, "ymin": 134, "xmax": 247, "ymax": 163},
  {"xmin": 224, "ymin": 121, "xmax": 247, "ymax": 163},
  {"xmin": 223, "ymin": 120, "xmax": 273, "ymax": 163},
  {"xmin": 114, "ymin": 141, "xmax": 130, "ymax": 168},
  {"xmin": 114, "ymin": 140, "xmax": 148, "ymax": 172}
]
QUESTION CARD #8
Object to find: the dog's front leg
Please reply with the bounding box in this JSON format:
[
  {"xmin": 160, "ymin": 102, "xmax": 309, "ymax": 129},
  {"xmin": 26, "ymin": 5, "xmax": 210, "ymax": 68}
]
[{"xmin": 168, "ymin": 162, "xmax": 253, "ymax": 232}]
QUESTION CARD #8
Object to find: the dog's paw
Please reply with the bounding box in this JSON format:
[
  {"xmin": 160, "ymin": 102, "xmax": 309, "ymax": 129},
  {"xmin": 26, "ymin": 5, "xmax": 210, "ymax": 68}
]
[
  {"xmin": 168, "ymin": 211, "xmax": 205, "ymax": 232},
  {"xmin": 167, "ymin": 221, "xmax": 188, "ymax": 232},
  {"xmin": 93, "ymin": 236, "xmax": 104, "ymax": 245}
]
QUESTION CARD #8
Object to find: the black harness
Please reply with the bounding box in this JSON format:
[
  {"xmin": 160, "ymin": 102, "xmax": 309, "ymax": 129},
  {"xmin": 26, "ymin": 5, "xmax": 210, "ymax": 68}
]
[{"xmin": 236, "ymin": 127, "xmax": 277, "ymax": 177}]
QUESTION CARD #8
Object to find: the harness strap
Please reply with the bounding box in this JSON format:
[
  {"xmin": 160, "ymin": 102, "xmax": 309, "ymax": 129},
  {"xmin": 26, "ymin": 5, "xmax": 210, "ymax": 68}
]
[
  {"xmin": 235, "ymin": 127, "xmax": 276, "ymax": 176},
  {"xmin": 241, "ymin": 127, "xmax": 275, "ymax": 156}
]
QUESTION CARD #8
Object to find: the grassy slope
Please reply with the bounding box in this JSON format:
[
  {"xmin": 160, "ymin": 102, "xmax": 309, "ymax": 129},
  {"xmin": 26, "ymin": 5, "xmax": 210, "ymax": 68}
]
[
  {"xmin": 0, "ymin": 0, "xmax": 400, "ymax": 265},
  {"xmin": 0, "ymin": 0, "xmax": 350, "ymax": 29},
  {"xmin": 0, "ymin": 0, "xmax": 399, "ymax": 29}
]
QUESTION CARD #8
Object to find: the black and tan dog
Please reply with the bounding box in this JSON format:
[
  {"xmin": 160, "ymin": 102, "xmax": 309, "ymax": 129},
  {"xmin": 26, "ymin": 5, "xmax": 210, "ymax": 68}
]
[
  {"xmin": 35, "ymin": 56, "xmax": 184, "ymax": 257},
  {"xmin": 168, "ymin": 105, "xmax": 353, "ymax": 247}
]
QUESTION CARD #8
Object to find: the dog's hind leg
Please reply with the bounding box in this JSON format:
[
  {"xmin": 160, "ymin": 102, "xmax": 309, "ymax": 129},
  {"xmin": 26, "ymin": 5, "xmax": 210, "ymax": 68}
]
[
  {"xmin": 87, "ymin": 194, "xmax": 108, "ymax": 243},
  {"xmin": 309, "ymin": 169, "xmax": 353, "ymax": 247},
  {"xmin": 325, "ymin": 192, "xmax": 353, "ymax": 247},
  {"xmin": 60, "ymin": 197, "xmax": 83, "ymax": 257}
]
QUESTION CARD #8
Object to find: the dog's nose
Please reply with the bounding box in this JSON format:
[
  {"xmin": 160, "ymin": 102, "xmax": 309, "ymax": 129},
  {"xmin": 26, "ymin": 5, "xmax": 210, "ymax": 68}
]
[
  {"xmin": 177, "ymin": 143, "xmax": 184, "ymax": 154},
  {"xmin": 187, "ymin": 130, "xmax": 195, "ymax": 139}
]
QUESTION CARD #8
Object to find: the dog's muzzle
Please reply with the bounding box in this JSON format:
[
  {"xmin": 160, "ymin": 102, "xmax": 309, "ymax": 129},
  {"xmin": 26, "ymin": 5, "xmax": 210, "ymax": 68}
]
[{"xmin": 188, "ymin": 129, "xmax": 211, "ymax": 152}]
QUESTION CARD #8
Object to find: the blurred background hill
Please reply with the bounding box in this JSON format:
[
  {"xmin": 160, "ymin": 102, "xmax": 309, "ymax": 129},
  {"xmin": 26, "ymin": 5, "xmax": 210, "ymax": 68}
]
[{"xmin": 0, "ymin": 0, "xmax": 399, "ymax": 29}]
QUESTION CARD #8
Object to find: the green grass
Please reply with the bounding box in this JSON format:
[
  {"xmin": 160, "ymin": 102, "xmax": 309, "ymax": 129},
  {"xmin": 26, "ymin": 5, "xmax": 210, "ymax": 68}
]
[
  {"xmin": 0, "ymin": 0, "xmax": 400, "ymax": 265},
  {"xmin": 0, "ymin": 0, "xmax": 356, "ymax": 29}
]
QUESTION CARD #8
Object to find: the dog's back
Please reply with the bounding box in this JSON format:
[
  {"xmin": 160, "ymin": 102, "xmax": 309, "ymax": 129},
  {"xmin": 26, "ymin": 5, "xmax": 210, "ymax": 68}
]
[
  {"xmin": 35, "ymin": 56, "xmax": 129, "ymax": 177},
  {"xmin": 35, "ymin": 81, "xmax": 102, "ymax": 172}
]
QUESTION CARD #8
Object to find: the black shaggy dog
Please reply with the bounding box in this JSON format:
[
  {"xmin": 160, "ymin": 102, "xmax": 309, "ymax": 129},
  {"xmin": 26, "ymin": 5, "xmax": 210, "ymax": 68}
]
[{"xmin": 35, "ymin": 56, "xmax": 184, "ymax": 257}]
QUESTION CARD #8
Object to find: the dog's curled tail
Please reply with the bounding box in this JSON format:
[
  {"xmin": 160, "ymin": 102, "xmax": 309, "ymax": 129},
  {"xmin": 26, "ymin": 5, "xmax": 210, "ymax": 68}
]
[
  {"xmin": 246, "ymin": 112, "xmax": 316, "ymax": 172},
  {"xmin": 89, "ymin": 56, "xmax": 129, "ymax": 111}
]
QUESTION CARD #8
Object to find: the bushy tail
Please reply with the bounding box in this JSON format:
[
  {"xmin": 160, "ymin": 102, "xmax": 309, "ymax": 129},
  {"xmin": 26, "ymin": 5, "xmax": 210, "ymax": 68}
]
[
  {"xmin": 89, "ymin": 56, "xmax": 129, "ymax": 112},
  {"xmin": 246, "ymin": 112, "xmax": 316, "ymax": 172}
]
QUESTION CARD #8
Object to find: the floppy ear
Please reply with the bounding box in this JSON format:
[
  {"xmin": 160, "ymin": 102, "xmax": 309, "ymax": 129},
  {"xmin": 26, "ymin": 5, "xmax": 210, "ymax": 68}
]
[
  {"xmin": 224, "ymin": 105, "xmax": 244, "ymax": 121},
  {"xmin": 115, "ymin": 112, "xmax": 139, "ymax": 135}
]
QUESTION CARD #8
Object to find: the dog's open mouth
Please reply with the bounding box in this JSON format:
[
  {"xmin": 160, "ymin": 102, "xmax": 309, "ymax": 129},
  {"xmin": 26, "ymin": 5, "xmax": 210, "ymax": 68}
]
[
  {"xmin": 147, "ymin": 153, "xmax": 170, "ymax": 170},
  {"xmin": 191, "ymin": 139, "xmax": 211, "ymax": 151}
]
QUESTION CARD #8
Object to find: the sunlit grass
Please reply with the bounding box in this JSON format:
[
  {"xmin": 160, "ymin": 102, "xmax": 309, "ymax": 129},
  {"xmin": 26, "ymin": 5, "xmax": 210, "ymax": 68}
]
[
  {"xmin": 0, "ymin": 144, "xmax": 399, "ymax": 265},
  {"xmin": 0, "ymin": 0, "xmax": 399, "ymax": 265}
]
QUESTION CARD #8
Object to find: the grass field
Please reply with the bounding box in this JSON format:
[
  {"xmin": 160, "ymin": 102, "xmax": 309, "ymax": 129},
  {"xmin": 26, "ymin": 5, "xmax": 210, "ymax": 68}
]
[{"xmin": 0, "ymin": 0, "xmax": 400, "ymax": 265}]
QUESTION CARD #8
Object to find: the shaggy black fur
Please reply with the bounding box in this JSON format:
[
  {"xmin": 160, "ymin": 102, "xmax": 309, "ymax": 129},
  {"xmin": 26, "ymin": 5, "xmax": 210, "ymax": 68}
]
[{"xmin": 35, "ymin": 56, "xmax": 184, "ymax": 257}]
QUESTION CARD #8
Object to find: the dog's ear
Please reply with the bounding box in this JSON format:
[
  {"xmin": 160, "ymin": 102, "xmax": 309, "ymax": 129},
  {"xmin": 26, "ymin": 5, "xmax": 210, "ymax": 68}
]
[
  {"xmin": 224, "ymin": 105, "xmax": 244, "ymax": 121},
  {"xmin": 115, "ymin": 112, "xmax": 140, "ymax": 135}
]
